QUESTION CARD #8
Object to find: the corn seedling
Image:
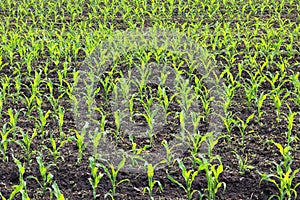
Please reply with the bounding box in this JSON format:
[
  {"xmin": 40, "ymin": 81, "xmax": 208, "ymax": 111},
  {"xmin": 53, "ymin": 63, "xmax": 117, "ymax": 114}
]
[
  {"xmin": 264, "ymin": 71, "xmax": 288, "ymax": 93},
  {"xmin": 195, "ymin": 155, "xmax": 226, "ymax": 200},
  {"xmin": 0, "ymin": 0, "xmax": 299, "ymax": 198},
  {"xmin": 231, "ymin": 151, "xmax": 255, "ymax": 174},
  {"xmin": 27, "ymin": 155, "xmax": 54, "ymax": 194},
  {"xmin": 0, "ymin": 92, "xmax": 3, "ymax": 120},
  {"xmin": 285, "ymin": 110, "xmax": 298, "ymax": 146},
  {"xmin": 221, "ymin": 82, "xmax": 239, "ymax": 114},
  {"xmin": 15, "ymin": 129, "xmax": 38, "ymax": 164},
  {"xmin": 175, "ymin": 77, "xmax": 196, "ymax": 115},
  {"xmin": 161, "ymin": 137, "xmax": 177, "ymax": 165},
  {"xmin": 98, "ymin": 156, "xmax": 129, "ymax": 199},
  {"xmin": 290, "ymin": 72, "xmax": 300, "ymax": 107},
  {"xmin": 236, "ymin": 113, "xmax": 255, "ymax": 146},
  {"xmin": 128, "ymin": 94, "xmax": 135, "ymax": 121},
  {"xmin": 100, "ymin": 74, "xmax": 114, "ymax": 104},
  {"xmin": 219, "ymin": 112, "xmax": 239, "ymax": 143},
  {"xmin": 21, "ymin": 93, "xmax": 36, "ymax": 117},
  {"xmin": 0, "ymin": 123, "xmax": 13, "ymax": 162},
  {"xmin": 198, "ymin": 85, "xmax": 213, "ymax": 122},
  {"xmin": 189, "ymin": 132, "xmax": 207, "ymax": 167},
  {"xmin": 190, "ymin": 112, "xmax": 205, "ymax": 135},
  {"xmin": 47, "ymin": 91, "xmax": 65, "ymax": 112},
  {"xmin": 129, "ymin": 135, "xmax": 149, "ymax": 166},
  {"xmin": 271, "ymin": 91, "xmax": 290, "ymax": 123},
  {"xmin": 36, "ymin": 108, "xmax": 51, "ymax": 138},
  {"xmin": 256, "ymin": 93, "xmax": 268, "ymax": 123},
  {"xmin": 243, "ymin": 71, "xmax": 265, "ymax": 108},
  {"xmin": 74, "ymin": 123, "xmax": 89, "ymax": 163},
  {"xmin": 157, "ymin": 85, "xmax": 177, "ymax": 123},
  {"xmin": 259, "ymin": 140, "xmax": 300, "ymax": 200},
  {"xmin": 88, "ymin": 156, "xmax": 104, "ymax": 200},
  {"xmin": 5, "ymin": 157, "xmax": 30, "ymax": 200},
  {"xmin": 140, "ymin": 106, "xmax": 158, "ymax": 146},
  {"xmin": 30, "ymin": 70, "xmax": 42, "ymax": 96},
  {"xmin": 117, "ymin": 72, "xmax": 132, "ymax": 102},
  {"xmin": 7, "ymin": 108, "xmax": 19, "ymax": 138},
  {"xmin": 113, "ymin": 110, "xmax": 127, "ymax": 141},
  {"xmin": 133, "ymin": 62, "xmax": 151, "ymax": 96},
  {"xmin": 143, "ymin": 163, "xmax": 163, "ymax": 199},
  {"xmin": 44, "ymin": 135, "xmax": 68, "ymax": 164},
  {"xmin": 167, "ymin": 158, "xmax": 202, "ymax": 200}
]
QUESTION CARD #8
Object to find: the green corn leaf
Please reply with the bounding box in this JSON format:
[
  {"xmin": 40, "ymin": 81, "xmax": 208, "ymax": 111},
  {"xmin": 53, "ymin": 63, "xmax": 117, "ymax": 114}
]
[{"xmin": 147, "ymin": 164, "xmax": 154, "ymax": 179}]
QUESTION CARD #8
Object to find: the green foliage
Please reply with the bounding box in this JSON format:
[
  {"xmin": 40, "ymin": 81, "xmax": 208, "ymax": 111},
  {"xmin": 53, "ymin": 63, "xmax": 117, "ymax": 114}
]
[
  {"xmin": 259, "ymin": 140, "xmax": 300, "ymax": 200},
  {"xmin": 167, "ymin": 158, "xmax": 202, "ymax": 200},
  {"xmin": 194, "ymin": 155, "xmax": 226, "ymax": 200},
  {"xmin": 98, "ymin": 157, "xmax": 129, "ymax": 199},
  {"xmin": 143, "ymin": 163, "xmax": 163, "ymax": 199},
  {"xmin": 0, "ymin": 0, "xmax": 299, "ymax": 198},
  {"xmin": 88, "ymin": 157, "xmax": 104, "ymax": 200}
]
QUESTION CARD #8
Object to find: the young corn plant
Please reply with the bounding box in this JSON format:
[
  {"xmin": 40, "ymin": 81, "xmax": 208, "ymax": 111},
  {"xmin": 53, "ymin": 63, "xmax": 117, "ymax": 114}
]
[
  {"xmin": 167, "ymin": 158, "xmax": 202, "ymax": 200},
  {"xmin": 88, "ymin": 156, "xmax": 104, "ymax": 200},
  {"xmin": 15, "ymin": 129, "xmax": 38, "ymax": 164},
  {"xmin": 194, "ymin": 155, "xmax": 226, "ymax": 200},
  {"xmin": 7, "ymin": 108, "xmax": 20, "ymax": 138},
  {"xmin": 190, "ymin": 112, "xmax": 205, "ymax": 136},
  {"xmin": 45, "ymin": 89, "xmax": 64, "ymax": 114},
  {"xmin": 100, "ymin": 74, "xmax": 114, "ymax": 104},
  {"xmin": 256, "ymin": 93, "xmax": 268, "ymax": 123},
  {"xmin": 44, "ymin": 135, "xmax": 69, "ymax": 164},
  {"xmin": 179, "ymin": 110, "xmax": 188, "ymax": 140},
  {"xmin": 84, "ymin": 72, "xmax": 97, "ymax": 116},
  {"xmin": 128, "ymin": 94, "xmax": 135, "ymax": 121},
  {"xmin": 133, "ymin": 62, "xmax": 151, "ymax": 96},
  {"xmin": 28, "ymin": 155, "xmax": 54, "ymax": 194},
  {"xmin": 129, "ymin": 134, "xmax": 149, "ymax": 167},
  {"xmin": 35, "ymin": 107, "xmax": 51, "ymax": 138},
  {"xmin": 271, "ymin": 91, "xmax": 290, "ymax": 123},
  {"xmin": 198, "ymin": 85, "xmax": 214, "ymax": 122},
  {"xmin": 143, "ymin": 163, "xmax": 163, "ymax": 199},
  {"xmin": 0, "ymin": 123, "xmax": 13, "ymax": 162},
  {"xmin": 74, "ymin": 122, "xmax": 89, "ymax": 163},
  {"xmin": 243, "ymin": 71, "xmax": 265, "ymax": 108},
  {"xmin": 189, "ymin": 132, "xmax": 207, "ymax": 168},
  {"xmin": 236, "ymin": 113, "xmax": 255, "ymax": 146},
  {"xmin": 162, "ymin": 140, "xmax": 175, "ymax": 165},
  {"xmin": 3, "ymin": 157, "xmax": 30, "ymax": 200},
  {"xmin": 175, "ymin": 77, "xmax": 196, "ymax": 115},
  {"xmin": 218, "ymin": 112, "xmax": 239, "ymax": 143},
  {"xmin": 259, "ymin": 140, "xmax": 300, "ymax": 200},
  {"xmin": 92, "ymin": 128, "xmax": 102, "ymax": 159},
  {"xmin": 157, "ymin": 85, "xmax": 177, "ymax": 123},
  {"xmin": 30, "ymin": 70, "xmax": 42, "ymax": 97},
  {"xmin": 140, "ymin": 108, "xmax": 158, "ymax": 146},
  {"xmin": 21, "ymin": 93, "xmax": 36, "ymax": 117},
  {"xmin": 113, "ymin": 110, "xmax": 127, "ymax": 142},
  {"xmin": 0, "ymin": 92, "xmax": 4, "ymax": 120},
  {"xmin": 264, "ymin": 71, "xmax": 288, "ymax": 93},
  {"xmin": 231, "ymin": 151, "xmax": 255, "ymax": 175},
  {"xmin": 0, "ymin": 76, "xmax": 10, "ymax": 110},
  {"xmin": 221, "ymin": 82, "xmax": 239, "ymax": 115},
  {"xmin": 98, "ymin": 157, "xmax": 129, "ymax": 199},
  {"xmin": 95, "ymin": 108, "xmax": 107, "ymax": 136},
  {"xmin": 116, "ymin": 72, "xmax": 132, "ymax": 103}
]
